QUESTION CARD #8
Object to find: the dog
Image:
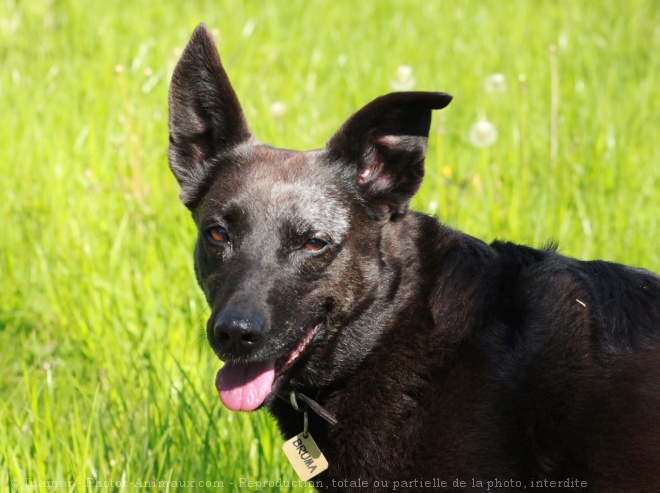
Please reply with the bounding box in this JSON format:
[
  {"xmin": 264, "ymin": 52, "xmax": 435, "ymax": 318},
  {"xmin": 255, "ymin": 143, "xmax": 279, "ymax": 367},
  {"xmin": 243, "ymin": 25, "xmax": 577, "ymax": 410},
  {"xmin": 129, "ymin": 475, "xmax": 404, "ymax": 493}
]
[{"xmin": 167, "ymin": 24, "xmax": 660, "ymax": 491}]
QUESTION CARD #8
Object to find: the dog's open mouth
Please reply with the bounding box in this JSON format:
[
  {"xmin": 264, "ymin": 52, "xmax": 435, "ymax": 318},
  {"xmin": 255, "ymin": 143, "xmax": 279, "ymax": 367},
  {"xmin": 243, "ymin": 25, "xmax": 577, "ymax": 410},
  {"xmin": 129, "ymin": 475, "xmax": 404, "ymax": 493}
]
[{"xmin": 214, "ymin": 324, "xmax": 319, "ymax": 412}]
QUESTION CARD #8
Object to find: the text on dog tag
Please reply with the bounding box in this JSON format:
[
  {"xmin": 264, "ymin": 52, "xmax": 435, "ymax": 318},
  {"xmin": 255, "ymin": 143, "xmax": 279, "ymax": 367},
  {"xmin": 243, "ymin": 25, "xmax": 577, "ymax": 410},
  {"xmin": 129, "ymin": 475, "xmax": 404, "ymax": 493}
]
[{"xmin": 282, "ymin": 432, "xmax": 328, "ymax": 481}]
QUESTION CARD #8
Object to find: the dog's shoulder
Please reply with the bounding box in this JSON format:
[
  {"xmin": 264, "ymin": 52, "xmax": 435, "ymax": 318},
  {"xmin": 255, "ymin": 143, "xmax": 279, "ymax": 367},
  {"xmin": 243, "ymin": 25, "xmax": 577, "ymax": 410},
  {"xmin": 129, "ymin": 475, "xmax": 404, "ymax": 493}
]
[
  {"xmin": 483, "ymin": 239, "xmax": 660, "ymax": 353},
  {"xmin": 424, "ymin": 229, "xmax": 660, "ymax": 352},
  {"xmin": 565, "ymin": 257, "xmax": 660, "ymax": 351}
]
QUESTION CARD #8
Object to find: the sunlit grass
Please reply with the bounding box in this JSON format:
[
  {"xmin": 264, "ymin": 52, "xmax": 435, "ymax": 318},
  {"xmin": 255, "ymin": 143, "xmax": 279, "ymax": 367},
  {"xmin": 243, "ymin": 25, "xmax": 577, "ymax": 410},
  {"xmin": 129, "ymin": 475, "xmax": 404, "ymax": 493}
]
[{"xmin": 1, "ymin": 0, "xmax": 658, "ymax": 491}]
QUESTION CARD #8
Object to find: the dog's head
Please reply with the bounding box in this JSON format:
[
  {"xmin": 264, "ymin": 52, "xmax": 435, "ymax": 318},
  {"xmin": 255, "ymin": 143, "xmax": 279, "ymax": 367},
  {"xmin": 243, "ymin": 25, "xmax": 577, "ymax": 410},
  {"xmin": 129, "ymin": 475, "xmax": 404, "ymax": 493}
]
[{"xmin": 168, "ymin": 24, "xmax": 451, "ymax": 412}]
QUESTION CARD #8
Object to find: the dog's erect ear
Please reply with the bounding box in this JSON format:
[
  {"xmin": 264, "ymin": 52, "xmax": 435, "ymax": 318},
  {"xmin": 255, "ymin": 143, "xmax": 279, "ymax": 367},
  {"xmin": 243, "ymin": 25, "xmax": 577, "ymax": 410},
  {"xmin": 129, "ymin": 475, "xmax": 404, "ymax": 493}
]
[
  {"xmin": 168, "ymin": 23, "xmax": 251, "ymax": 207},
  {"xmin": 327, "ymin": 91, "xmax": 452, "ymax": 218}
]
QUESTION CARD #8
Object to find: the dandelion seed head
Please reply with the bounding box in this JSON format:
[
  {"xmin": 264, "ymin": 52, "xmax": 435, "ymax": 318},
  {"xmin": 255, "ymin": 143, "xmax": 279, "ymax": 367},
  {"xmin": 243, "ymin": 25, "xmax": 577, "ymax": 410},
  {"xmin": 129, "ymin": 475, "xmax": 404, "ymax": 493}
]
[
  {"xmin": 397, "ymin": 65, "xmax": 413, "ymax": 81},
  {"xmin": 390, "ymin": 65, "xmax": 416, "ymax": 91},
  {"xmin": 469, "ymin": 119, "xmax": 498, "ymax": 148},
  {"xmin": 484, "ymin": 73, "xmax": 507, "ymax": 93},
  {"xmin": 270, "ymin": 101, "xmax": 286, "ymax": 119}
]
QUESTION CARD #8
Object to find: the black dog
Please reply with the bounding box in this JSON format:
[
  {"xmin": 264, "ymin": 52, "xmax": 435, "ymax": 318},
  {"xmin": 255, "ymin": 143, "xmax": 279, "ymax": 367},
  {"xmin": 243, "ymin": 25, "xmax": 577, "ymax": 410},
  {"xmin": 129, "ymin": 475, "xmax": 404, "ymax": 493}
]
[{"xmin": 168, "ymin": 24, "xmax": 660, "ymax": 491}]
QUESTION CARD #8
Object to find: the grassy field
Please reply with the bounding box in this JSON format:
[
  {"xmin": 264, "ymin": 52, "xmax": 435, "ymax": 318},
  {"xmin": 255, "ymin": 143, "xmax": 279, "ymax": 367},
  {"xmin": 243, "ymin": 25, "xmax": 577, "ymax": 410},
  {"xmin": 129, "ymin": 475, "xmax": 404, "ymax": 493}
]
[{"xmin": 1, "ymin": 0, "xmax": 658, "ymax": 491}]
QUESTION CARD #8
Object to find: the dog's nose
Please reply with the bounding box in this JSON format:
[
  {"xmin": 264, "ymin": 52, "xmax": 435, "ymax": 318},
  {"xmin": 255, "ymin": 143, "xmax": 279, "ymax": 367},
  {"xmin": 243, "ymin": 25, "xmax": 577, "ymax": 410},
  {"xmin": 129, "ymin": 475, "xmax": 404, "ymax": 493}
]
[{"xmin": 213, "ymin": 308, "xmax": 265, "ymax": 355}]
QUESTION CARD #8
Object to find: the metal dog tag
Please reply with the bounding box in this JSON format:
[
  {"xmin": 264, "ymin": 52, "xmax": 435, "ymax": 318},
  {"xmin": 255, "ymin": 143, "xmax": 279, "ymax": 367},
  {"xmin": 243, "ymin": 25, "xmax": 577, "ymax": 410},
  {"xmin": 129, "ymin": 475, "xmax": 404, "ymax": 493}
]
[{"xmin": 282, "ymin": 432, "xmax": 328, "ymax": 481}]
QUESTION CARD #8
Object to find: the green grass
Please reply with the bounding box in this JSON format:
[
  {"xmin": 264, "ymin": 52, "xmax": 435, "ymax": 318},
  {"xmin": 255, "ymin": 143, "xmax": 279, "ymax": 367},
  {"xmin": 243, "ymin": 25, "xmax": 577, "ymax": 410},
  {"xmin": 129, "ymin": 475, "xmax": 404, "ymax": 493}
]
[{"xmin": 1, "ymin": 0, "xmax": 658, "ymax": 491}]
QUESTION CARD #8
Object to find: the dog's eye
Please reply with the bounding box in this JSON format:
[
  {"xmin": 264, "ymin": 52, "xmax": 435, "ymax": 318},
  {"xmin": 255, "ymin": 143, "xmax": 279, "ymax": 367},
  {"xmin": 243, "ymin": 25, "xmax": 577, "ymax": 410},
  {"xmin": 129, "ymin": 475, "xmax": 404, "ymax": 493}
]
[
  {"xmin": 304, "ymin": 238, "xmax": 328, "ymax": 252},
  {"xmin": 207, "ymin": 226, "xmax": 229, "ymax": 244}
]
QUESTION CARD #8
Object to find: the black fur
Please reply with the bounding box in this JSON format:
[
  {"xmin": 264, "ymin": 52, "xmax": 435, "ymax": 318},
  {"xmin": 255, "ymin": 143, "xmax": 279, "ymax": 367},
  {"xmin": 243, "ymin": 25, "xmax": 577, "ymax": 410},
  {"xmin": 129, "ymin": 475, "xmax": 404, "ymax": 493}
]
[{"xmin": 168, "ymin": 24, "xmax": 660, "ymax": 492}]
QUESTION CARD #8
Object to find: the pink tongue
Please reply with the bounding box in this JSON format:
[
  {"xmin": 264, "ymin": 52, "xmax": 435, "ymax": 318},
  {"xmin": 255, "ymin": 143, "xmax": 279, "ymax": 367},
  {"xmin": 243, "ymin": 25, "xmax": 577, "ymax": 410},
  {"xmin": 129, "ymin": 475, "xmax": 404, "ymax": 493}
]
[{"xmin": 215, "ymin": 360, "xmax": 275, "ymax": 411}]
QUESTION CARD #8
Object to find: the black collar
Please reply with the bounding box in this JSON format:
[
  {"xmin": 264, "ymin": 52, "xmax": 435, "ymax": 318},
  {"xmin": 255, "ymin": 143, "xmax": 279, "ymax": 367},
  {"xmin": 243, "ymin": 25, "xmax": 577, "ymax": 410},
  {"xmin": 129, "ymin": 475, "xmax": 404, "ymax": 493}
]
[{"xmin": 278, "ymin": 391, "xmax": 338, "ymax": 426}]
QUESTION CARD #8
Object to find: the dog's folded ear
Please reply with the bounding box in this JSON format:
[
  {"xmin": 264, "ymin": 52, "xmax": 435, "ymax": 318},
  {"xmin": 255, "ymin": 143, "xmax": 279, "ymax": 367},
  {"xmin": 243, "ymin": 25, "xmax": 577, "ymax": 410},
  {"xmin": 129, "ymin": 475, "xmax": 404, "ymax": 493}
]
[
  {"xmin": 168, "ymin": 23, "xmax": 251, "ymax": 207},
  {"xmin": 327, "ymin": 92, "xmax": 452, "ymax": 218}
]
